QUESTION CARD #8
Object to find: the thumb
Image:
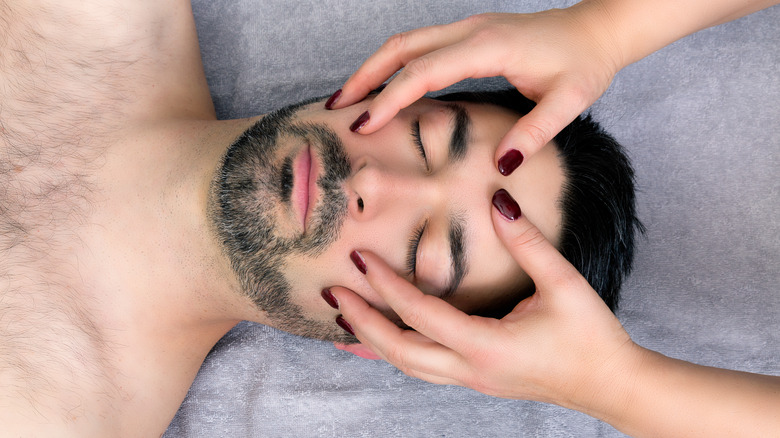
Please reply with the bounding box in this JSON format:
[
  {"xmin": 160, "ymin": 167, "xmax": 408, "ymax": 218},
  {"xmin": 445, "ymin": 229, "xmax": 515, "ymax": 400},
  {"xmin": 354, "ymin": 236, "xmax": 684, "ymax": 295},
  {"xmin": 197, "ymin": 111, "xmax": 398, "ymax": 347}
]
[
  {"xmin": 495, "ymin": 89, "xmax": 583, "ymax": 176},
  {"xmin": 490, "ymin": 189, "xmax": 586, "ymax": 295}
]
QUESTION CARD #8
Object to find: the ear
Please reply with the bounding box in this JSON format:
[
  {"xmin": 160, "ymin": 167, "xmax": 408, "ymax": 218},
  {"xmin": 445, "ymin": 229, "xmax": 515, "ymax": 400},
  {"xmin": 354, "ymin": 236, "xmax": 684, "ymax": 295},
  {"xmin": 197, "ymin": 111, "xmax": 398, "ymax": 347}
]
[{"xmin": 333, "ymin": 342, "xmax": 381, "ymax": 360}]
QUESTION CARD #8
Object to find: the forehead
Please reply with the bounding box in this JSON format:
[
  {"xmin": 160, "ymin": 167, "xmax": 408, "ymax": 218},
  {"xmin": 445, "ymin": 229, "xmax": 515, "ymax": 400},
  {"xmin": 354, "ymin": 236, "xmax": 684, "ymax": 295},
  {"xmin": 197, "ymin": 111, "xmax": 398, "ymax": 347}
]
[{"xmin": 420, "ymin": 97, "xmax": 565, "ymax": 242}]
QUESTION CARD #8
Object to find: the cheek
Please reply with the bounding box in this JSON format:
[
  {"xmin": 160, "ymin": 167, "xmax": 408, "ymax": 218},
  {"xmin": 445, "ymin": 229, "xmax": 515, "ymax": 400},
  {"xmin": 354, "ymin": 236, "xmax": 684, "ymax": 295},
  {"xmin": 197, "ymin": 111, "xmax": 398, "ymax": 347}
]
[
  {"xmin": 280, "ymin": 225, "xmax": 403, "ymax": 319},
  {"xmin": 449, "ymin": 266, "xmax": 530, "ymax": 315}
]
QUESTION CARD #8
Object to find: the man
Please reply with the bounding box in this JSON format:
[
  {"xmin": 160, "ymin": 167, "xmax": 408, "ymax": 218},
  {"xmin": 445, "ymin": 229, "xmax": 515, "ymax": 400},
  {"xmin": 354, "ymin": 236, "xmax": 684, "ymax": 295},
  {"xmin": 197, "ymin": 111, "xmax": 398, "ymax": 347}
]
[{"xmin": 0, "ymin": 1, "xmax": 638, "ymax": 436}]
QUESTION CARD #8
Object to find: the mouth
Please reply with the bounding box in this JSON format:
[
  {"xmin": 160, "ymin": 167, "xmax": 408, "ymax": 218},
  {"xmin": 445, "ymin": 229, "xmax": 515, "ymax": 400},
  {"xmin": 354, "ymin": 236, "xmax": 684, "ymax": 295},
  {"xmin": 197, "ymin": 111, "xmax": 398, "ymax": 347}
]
[{"xmin": 292, "ymin": 143, "xmax": 320, "ymax": 233}]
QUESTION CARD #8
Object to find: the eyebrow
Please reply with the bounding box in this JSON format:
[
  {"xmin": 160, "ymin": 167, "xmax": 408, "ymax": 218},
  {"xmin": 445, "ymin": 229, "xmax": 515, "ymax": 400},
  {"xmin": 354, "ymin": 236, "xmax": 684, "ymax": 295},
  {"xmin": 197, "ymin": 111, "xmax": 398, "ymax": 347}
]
[
  {"xmin": 442, "ymin": 104, "xmax": 470, "ymax": 297},
  {"xmin": 446, "ymin": 103, "xmax": 470, "ymax": 162},
  {"xmin": 441, "ymin": 214, "xmax": 467, "ymax": 299}
]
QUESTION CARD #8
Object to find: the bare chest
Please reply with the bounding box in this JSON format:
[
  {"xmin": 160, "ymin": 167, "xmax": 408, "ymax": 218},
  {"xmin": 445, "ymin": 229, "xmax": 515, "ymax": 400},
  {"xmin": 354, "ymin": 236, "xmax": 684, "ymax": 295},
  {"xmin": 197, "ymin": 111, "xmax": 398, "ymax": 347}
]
[
  {"xmin": 0, "ymin": 6, "xmax": 184, "ymax": 434},
  {"xmin": 0, "ymin": 1, "xmax": 225, "ymax": 433}
]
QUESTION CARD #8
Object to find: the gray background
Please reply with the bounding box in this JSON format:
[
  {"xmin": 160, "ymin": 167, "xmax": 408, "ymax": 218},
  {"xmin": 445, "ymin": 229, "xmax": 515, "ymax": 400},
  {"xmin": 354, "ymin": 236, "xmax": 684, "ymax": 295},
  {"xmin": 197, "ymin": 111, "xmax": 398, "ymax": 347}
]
[{"xmin": 165, "ymin": 1, "xmax": 779, "ymax": 436}]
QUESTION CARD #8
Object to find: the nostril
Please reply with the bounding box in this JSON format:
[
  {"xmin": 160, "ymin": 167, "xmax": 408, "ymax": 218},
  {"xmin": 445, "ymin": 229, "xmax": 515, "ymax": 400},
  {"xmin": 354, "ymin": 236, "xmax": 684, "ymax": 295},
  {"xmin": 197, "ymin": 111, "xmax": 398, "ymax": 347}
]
[{"xmin": 357, "ymin": 198, "xmax": 364, "ymax": 212}]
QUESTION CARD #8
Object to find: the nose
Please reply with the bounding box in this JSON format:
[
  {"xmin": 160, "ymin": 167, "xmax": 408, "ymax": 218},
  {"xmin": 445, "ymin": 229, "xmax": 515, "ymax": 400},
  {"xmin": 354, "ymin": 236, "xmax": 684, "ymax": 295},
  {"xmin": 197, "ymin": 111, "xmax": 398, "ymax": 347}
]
[{"xmin": 346, "ymin": 163, "xmax": 432, "ymax": 221}]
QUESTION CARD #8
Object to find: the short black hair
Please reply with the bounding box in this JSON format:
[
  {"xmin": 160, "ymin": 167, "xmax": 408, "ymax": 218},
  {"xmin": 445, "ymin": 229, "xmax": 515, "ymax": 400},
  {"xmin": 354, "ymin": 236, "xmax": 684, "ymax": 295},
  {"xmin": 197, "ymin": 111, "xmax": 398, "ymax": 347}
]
[{"xmin": 435, "ymin": 89, "xmax": 643, "ymax": 312}]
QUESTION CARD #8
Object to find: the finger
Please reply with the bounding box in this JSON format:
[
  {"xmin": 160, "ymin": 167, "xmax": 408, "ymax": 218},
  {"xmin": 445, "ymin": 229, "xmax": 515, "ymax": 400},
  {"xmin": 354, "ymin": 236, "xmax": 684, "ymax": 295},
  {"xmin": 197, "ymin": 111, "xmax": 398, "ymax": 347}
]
[
  {"xmin": 490, "ymin": 189, "xmax": 585, "ymax": 291},
  {"xmin": 330, "ymin": 285, "xmax": 468, "ymax": 381},
  {"xmin": 333, "ymin": 342, "xmax": 381, "ymax": 360},
  {"xmin": 335, "ymin": 19, "xmax": 475, "ymax": 109},
  {"xmin": 348, "ymin": 36, "xmax": 512, "ymax": 135},
  {"xmin": 495, "ymin": 87, "xmax": 586, "ymax": 175},
  {"xmin": 392, "ymin": 366, "xmax": 464, "ymax": 387},
  {"xmin": 334, "ymin": 339, "xmax": 461, "ymax": 386}
]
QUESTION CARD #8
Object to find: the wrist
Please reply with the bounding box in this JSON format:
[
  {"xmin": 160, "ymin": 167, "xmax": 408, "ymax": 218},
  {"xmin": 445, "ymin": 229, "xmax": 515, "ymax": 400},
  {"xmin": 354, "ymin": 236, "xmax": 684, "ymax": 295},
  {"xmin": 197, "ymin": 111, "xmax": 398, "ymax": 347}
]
[
  {"xmin": 565, "ymin": 0, "xmax": 627, "ymax": 75},
  {"xmin": 571, "ymin": 0, "xmax": 778, "ymax": 70},
  {"xmin": 557, "ymin": 338, "xmax": 651, "ymax": 430}
]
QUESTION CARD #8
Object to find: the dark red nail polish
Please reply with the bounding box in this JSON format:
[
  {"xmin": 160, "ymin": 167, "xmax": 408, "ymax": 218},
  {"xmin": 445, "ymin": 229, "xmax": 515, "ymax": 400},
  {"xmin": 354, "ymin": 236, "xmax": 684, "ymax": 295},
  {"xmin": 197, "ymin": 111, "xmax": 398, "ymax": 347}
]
[
  {"xmin": 498, "ymin": 149, "xmax": 524, "ymax": 176},
  {"xmin": 336, "ymin": 316, "xmax": 355, "ymax": 335},
  {"xmin": 321, "ymin": 288, "xmax": 339, "ymax": 309},
  {"xmin": 350, "ymin": 111, "xmax": 370, "ymax": 133},
  {"xmin": 325, "ymin": 89, "xmax": 342, "ymax": 110},
  {"xmin": 350, "ymin": 250, "xmax": 367, "ymax": 274},
  {"xmin": 492, "ymin": 189, "xmax": 521, "ymax": 221}
]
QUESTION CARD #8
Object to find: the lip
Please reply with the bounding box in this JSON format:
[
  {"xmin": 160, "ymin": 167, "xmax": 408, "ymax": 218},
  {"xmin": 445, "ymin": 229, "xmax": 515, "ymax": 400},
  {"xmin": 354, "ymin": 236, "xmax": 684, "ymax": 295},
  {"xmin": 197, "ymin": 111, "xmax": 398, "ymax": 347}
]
[{"xmin": 292, "ymin": 143, "xmax": 320, "ymax": 232}]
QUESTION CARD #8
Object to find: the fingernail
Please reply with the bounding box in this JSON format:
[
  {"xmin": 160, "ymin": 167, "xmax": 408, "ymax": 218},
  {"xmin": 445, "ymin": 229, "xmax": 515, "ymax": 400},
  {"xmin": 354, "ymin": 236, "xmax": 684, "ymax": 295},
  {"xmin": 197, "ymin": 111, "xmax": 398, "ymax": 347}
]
[
  {"xmin": 336, "ymin": 316, "xmax": 355, "ymax": 335},
  {"xmin": 350, "ymin": 250, "xmax": 367, "ymax": 274},
  {"xmin": 321, "ymin": 288, "xmax": 339, "ymax": 309},
  {"xmin": 350, "ymin": 111, "xmax": 370, "ymax": 133},
  {"xmin": 498, "ymin": 149, "xmax": 524, "ymax": 176},
  {"xmin": 325, "ymin": 89, "xmax": 342, "ymax": 110},
  {"xmin": 492, "ymin": 189, "xmax": 521, "ymax": 221}
]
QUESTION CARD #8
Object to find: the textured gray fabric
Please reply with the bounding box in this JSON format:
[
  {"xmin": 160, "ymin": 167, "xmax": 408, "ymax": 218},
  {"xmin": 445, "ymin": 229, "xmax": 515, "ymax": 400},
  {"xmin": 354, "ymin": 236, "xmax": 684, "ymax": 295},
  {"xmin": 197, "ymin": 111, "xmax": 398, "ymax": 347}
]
[{"xmin": 165, "ymin": 1, "xmax": 779, "ymax": 436}]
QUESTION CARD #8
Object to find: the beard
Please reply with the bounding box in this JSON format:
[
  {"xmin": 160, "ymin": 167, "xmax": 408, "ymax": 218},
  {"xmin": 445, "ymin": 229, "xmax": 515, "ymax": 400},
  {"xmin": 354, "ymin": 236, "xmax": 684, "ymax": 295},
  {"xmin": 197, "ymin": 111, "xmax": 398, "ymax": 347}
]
[{"xmin": 211, "ymin": 100, "xmax": 353, "ymax": 341}]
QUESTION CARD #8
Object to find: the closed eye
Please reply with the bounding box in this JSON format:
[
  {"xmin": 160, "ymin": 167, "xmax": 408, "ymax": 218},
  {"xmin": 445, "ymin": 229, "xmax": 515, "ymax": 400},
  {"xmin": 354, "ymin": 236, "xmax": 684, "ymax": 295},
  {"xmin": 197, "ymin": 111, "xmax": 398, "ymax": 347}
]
[
  {"xmin": 405, "ymin": 219, "xmax": 427, "ymax": 277},
  {"xmin": 411, "ymin": 119, "xmax": 429, "ymax": 170}
]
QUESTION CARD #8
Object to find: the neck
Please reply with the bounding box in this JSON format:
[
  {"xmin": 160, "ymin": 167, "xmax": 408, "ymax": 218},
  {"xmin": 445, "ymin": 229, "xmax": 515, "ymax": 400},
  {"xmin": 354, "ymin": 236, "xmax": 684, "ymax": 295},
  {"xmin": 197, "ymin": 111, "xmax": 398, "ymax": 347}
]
[
  {"xmin": 96, "ymin": 117, "xmax": 271, "ymax": 361},
  {"xmin": 164, "ymin": 117, "xmax": 273, "ymax": 325}
]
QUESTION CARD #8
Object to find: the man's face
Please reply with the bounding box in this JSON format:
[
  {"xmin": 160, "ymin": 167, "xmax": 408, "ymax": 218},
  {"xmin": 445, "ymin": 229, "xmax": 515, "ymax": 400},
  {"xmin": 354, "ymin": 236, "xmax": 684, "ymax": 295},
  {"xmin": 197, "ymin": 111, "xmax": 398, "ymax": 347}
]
[{"xmin": 213, "ymin": 96, "xmax": 564, "ymax": 341}]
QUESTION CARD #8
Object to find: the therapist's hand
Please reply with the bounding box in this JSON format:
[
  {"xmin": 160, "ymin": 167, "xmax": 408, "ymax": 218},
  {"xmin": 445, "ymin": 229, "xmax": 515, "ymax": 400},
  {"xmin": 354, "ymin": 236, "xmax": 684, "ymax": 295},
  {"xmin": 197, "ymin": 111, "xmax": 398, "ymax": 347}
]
[
  {"xmin": 327, "ymin": 7, "xmax": 622, "ymax": 173},
  {"xmin": 329, "ymin": 189, "xmax": 638, "ymax": 406}
]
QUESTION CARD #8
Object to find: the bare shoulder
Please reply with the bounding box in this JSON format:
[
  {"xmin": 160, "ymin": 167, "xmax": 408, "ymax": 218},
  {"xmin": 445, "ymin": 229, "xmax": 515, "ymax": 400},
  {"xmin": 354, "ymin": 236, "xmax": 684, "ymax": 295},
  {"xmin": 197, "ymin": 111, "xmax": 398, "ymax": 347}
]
[
  {"xmin": 0, "ymin": 0, "xmax": 215, "ymax": 126},
  {"xmin": 0, "ymin": 0, "xmax": 215, "ymax": 257}
]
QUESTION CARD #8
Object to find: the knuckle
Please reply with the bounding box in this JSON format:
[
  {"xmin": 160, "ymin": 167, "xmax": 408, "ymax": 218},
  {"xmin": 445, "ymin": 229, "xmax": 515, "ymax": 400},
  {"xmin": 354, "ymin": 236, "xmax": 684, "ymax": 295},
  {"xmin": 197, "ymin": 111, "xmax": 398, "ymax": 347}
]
[
  {"xmin": 403, "ymin": 57, "xmax": 434, "ymax": 81},
  {"xmin": 350, "ymin": 68, "xmax": 374, "ymax": 87},
  {"xmin": 462, "ymin": 13, "xmax": 491, "ymax": 28},
  {"xmin": 400, "ymin": 303, "xmax": 429, "ymax": 333},
  {"xmin": 554, "ymin": 268, "xmax": 591, "ymax": 291},
  {"xmin": 563, "ymin": 81, "xmax": 593, "ymax": 111},
  {"xmin": 508, "ymin": 224, "xmax": 547, "ymax": 253},
  {"xmin": 460, "ymin": 372, "xmax": 482, "ymax": 392},
  {"xmin": 385, "ymin": 342, "xmax": 411, "ymax": 369},
  {"xmin": 400, "ymin": 367, "xmax": 427, "ymax": 382},
  {"xmin": 538, "ymin": 258, "xmax": 587, "ymax": 294},
  {"xmin": 469, "ymin": 24, "xmax": 502, "ymax": 45},
  {"xmin": 468, "ymin": 13, "xmax": 514, "ymax": 41},
  {"xmin": 384, "ymin": 31, "xmax": 411, "ymax": 54},
  {"xmin": 523, "ymin": 121, "xmax": 554, "ymax": 149},
  {"xmin": 468, "ymin": 12, "xmax": 504, "ymax": 25},
  {"xmin": 461, "ymin": 367, "xmax": 496, "ymax": 396}
]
